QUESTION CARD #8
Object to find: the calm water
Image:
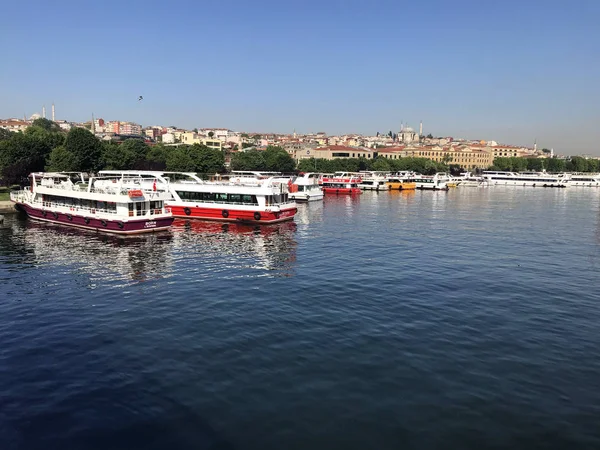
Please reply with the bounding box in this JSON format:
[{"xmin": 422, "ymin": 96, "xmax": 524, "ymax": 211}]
[{"xmin": 2, "ymin": 188, "xmax": 600, "ymax": 450}]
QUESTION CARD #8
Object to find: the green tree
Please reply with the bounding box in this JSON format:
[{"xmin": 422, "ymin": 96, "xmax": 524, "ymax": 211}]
[
  {"xmin": 586, "ymin": 159, "xmax": 599, "ymax": 173},
  {"xmin": 0, "ymin": 131, "xmax": 58, "ymax": 185},
  {"xmin": 526, "ymin": 158, "xmax": 544, "ymax": 171},
  {"xmin": 146, "ymin": 144, "xmax": 168, "ymax": 170},
  {"xmin": 230, "ymin": 150, "xmax": 266, "ymax": 171},
  {"xmin": 65, "ymin": 128, "xmax": 102, "ymax": 171},
  {"xmin": 193, "ymin": 128, "xmax": 198, "ymax": 133},
  {"xmin": 190, "ymin": 144, "xmax": 225, "ymax": 174},
  {"xmin": 568, "ymin": 156, "xmax": 588, "ymax": 173},
  {"xmin": 31, "ymin": 118, "xmax": 61, "ymax": 132},
  {"xmin": 546, "ymin": 158, "xmax": 566, "ymax": 173},
  {"xmin": 208, "ymin": 131, "xmax": 214, "ymax": 138},
  {"xmin": 0, "ymin": 128, "xmax": 14, "ymax": 141},
  {"xmin": 101, "ymin": 142, "xmax": 136, "ymax": 170},
  {"xmin": 120, "ymin": 139, "xmax": 149, "ymax": 169},
  {"xmin": 46, "ymin": 145, "xmax": 77, "ymax": 172},
  {"xmin": 263, "ymin": 145, "xmax": 295, "ymax": 172},
  {"xmin": 370, "ymin": 156, "xmax": 391, "ymax": 171},
  {"xmin": 166, "ymin": 145, "xmax": 196, "ymax": 171}
]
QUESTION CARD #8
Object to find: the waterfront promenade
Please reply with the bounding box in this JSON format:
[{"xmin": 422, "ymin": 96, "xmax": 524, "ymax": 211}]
[{"xmin": 0, "ymin": 201, "xmax": 14, "ymax": 213}]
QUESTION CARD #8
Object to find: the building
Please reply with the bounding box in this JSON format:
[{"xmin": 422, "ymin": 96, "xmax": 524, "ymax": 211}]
[
  {"xmin": 108, "ymin": 121, "xmax": 142, "ymax": 136},
  {"xmin": 0, "ymin": 119, "xmax": 30, "ymax": 133},
  {"xmin": 402, "ymin": 145, "xmax": 493, "ymax": 170},
  {"xmin": 398, "ymin": 125, "xmax": 420, "ymax": 144},
  {"xmin": 297, "ymin": 145, "xmax": 375, "ymax": 161},
  {"xmin": 199, "ymin": 128, "xmax": 231, "ymax": 141}
]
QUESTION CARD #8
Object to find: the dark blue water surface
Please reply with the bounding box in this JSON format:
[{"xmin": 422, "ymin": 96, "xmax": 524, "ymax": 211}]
[{"xmin": 2, "ymin": 188, "xmax": 600, "ymax": 450}]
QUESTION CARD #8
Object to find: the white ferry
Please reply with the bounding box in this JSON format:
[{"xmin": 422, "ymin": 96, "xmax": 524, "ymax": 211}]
[
  {"xmin": 289, "ymin": 173, "xmax": 323, "ymax": 202},
  {"xmin": 567, "ymin": 173, "xmax": 600, "ymax": 187},
  {"xmin": 457, "ymin": 172, "xmax": 489, "ymax": 187},
  {"xmin": 10, "ymin": 172, "xmax": 173, "ymax": 234},
  {"xmin": 414, "ymin": 173, "xmax": 449, "ymax": 190},
  {"xmin": 481, "ymin": 171, "xmax": 570, "ymax": 187},
  {"xmin": 357, "ymin": 171, "xmax": 390, "ymax": 191},
  {"xmin": 99, "ymin": 171, "xmax": 297, "ymax": 224}
]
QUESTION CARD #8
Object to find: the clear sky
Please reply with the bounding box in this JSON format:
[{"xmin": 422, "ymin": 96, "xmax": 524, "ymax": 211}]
[{"xmin": 1, "ymin": 0, "xmax": 598, "ymax": 154}]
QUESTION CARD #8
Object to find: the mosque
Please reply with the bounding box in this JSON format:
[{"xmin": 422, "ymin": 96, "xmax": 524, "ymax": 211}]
[{"xmin": 398, "ymin": 121, "xmax": 423, "ymax": 144}]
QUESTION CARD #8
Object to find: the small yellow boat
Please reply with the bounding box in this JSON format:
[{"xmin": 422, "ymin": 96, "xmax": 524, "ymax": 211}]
[{"xmin": 386, "ymin": 177, "xmax": 416, "ymax": 190}]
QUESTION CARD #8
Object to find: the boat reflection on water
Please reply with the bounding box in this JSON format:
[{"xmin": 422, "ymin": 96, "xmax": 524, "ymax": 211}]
[
  {"xmin": 171, "ymin": 219, "xmax": 297, "ymax": 277},
  {"xmin": 18, "ymin": 220, "xmax": 174, "ymax": 284}
]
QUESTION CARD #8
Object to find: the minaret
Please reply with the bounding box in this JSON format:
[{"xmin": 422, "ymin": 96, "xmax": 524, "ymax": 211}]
[
  {"xmin": 419, "ymin": 121, "xmax": 423, "ymax": 136},
  {"xmin": 91, "ymin": 113, "xmax": 96, "ymax": 135},
  {"xmin": 52, "ymin": 103, "xmax": 55, "ymax": 122},
  {"xmin": 42, "ymin": 105, "xmax": 46, "ymax": 119},
  {"xmin": 533, "ymin": 139, "xmax": 537, "ymax": 152}
]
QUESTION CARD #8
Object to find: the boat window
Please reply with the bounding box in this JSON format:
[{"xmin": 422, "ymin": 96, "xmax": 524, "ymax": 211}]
[
  {"xmin": 229, "ymin": 194, "xmax": 242, "ymax": 203},
  {"xmin": 216, "ymin": 193, "xmax": 228, "ymax": 201}
]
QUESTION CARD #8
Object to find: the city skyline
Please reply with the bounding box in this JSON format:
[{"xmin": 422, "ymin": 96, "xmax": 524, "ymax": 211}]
[{"xmin": 1, "ymin": 0, "xmax": 598, "ymax": 155}]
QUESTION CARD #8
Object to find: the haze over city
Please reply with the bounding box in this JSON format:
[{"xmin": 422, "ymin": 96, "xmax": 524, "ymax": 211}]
[{"xmin": 1, "ymin": 0, "xmax": 598, "ymax": 154}]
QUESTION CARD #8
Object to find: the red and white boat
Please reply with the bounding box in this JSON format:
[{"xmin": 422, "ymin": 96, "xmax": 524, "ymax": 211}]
[
  {"xmin": 320, "ymin": 172, "xmax": 362, "ymax": 195},
  {"xmin": 10, "ymin": 172, "xmax": 173, "ymax": 234},
  {"xmin": 99, "ymin": 171, "xmax": 298, "ymax": 224}
]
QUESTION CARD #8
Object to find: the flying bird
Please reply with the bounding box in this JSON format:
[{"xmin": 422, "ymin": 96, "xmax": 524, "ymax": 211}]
[{"xmin": 138, "ymin": 96, "xmax": 143, "ymax": 101}]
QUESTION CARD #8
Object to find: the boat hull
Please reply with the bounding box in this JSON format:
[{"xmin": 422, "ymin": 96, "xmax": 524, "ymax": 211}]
[
  {"xmin": 169, "ymin": 204, "xmax": 297, "ymax": 224},
  {"xmin": 386, "ymin": 182, "xmax": 416, "ymax": 190},
  {"xmin": 290, "ymin": 193, "xmax": 324, "ymax": 202},
  {"xmin": 322, "ymin": 187, "xmax": 361, "ymax": 195},
  {"xmin": 15, "ymin": 202, "xmax": 173, "ymax": 234}
]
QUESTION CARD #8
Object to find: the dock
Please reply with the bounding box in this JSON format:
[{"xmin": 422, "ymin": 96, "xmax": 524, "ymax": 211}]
[{"xmin": 0, "ymin": 201, "xmax": 16, "ymax": 214}]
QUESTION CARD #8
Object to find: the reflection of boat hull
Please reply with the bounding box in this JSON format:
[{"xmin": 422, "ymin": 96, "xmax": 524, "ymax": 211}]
[
  {"xmin": 15, "ymin": 203, "xmax": 173, "ymax": 234},
  {"xmin": 169, "ymin": 205, "xmax": 297, "ymax": 224},
  {"xmin": 175, "ymin": 218, "xmax": 297, "ymax": 235},
  {"xmin": 289, "ymin": 192, "xmax": 324, "ymax": 202}
]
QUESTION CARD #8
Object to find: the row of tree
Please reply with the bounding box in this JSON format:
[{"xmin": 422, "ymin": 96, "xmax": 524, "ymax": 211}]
[
  {"xmin": 296, "ymin": 156, "xmax": 450, "ymax": 175},
  {"xmin": 490, "ymin": 156, "xmax": 600, "ymax": 173}
]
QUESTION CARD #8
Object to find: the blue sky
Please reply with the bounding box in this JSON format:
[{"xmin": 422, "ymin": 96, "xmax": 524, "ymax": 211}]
[{"xmin": 1, "ymin": 0, "xmax": 598, "ymax": 154}]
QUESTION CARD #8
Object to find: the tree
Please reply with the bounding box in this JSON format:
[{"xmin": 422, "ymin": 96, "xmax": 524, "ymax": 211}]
[
  {"xmin": 568, "ymin": 156, "xmax": 587, "ymax": 173},
  {"xmin": 193, "ymin": 128, "xmax": 198, "ymax": 133},
  {"xmin": 31, "ymin": 118, "xmax": 61, "ymax": 132},
  {"xmin": 526, "ymin": 158, "xmax": 544, "ymax": 171},
  {"xmin": 0, "ymin": 129, "xmax": 14, "ymax": 141},
  {"xmin": 546, "ymin": 158, "xmax": 566, "ymax": 173},
  {"xmin": 190, "ymin": 144, "xmax": 225, "ymax": 174},
  {"xmin": 101, "ymin": 142, "xmax": 136, "ymax": 170},
  {"xmin": 64, "ymin": 128, "xmax": 102, "ymax": 171},
  {"xmin": 46, "ymin": 145, "xmax": 77, "ymax": 172},
  {"xmin": 263, "ymin": 145, "xmax": 295, "ymax": 172},
  {"xmin": 208, "ymin": 131, "xmax": 214, "ymax": 138},
  {"xmin": 0, "ymin": 131, "xmax": 58, "ymax": 185},
  {"xmin": 230, "ymin": 150, "xmax": 266, "ymax": 171},
  {"xmin": 166, "ymin": 146, "xmax": 196, "ymax": 172},
  {"xmin": 426, "ymin": 133, "xmax": 433, "ymax": 139},
  {"xmin": 146, "ymin": 144, "xmax": 168, "ymax": 170},
  {"xmin": 541, "ymin": 148, "xmax": 551, "ymax": 154},
  {"xmin": 120, "ymin": 139, "xmax": 149, "ymax": 169},
  {"xmin": 370, "ymin": 156, "xmax": 391, "ymax": 171}
]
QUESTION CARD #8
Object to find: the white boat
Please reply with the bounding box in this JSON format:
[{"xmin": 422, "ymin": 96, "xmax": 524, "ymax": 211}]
[
  {"xmin": 99, "ymin": 170, "xmax": 297, "ymax": 224},
  {"xmin": 357, "ymin": 171, "xmax": 390, "ymax": 191},
  {"xmin": 414, "ymin": 173, "xmax": 449, "ymax": 190},
  {"xmin": 289, "ymin": 173, "xmax": 323, "ymax": 202},
  {"xmin": 457, "ymin": 172, "xmax": 489, "ymax": 187},
  {"xmin": 567, "ymin": 173, "xmax": 600, "ymax": 187},
  {"xmin": 481, "ymin": 171, "xmax": 570, "ymax": 187},
  {"xmin": 10, "ymin": 172, "xmax": 173, "ymax": 234}
]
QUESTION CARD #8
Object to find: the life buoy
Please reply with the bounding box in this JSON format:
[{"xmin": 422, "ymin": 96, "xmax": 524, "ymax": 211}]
[
  {"xmin": 84, "ymin": 217, "xmax": 90, "ymax": 224},
  {"xmin": 117, "ymin": 221, "xmax": 124, "ymax": 229},
  {"xmin": 253, "ymin": 212, "xmax": 261, "ymax": 221},
  {"xmin": 66, "ymin": 214, "xmax": 72, "ymax": 221},
  {"xmin": 222, "ymin": 210, "xmax": 229, "ymax": 218},
  {"xmin": 184, "ymin": 207, "xmax": 191, "ymax": 216},
  {"xmin": 101, "ymin": 220, "xmax": 107, "ymax": 227}
]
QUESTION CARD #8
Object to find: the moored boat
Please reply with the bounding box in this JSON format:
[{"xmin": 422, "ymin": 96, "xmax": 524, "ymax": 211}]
[
  {"xmin": 567, "ymin": 173, "xmax": 600, "ymax": 187},
  {"xmin": 289, "ymin": 173, "xmax": 323, "ymax": 202},
  {"xmin": 386, "ymin": 171, "xmax": 417, "ymax": 190},
  {"xmin": 414, "ymin": 173, "xmax": 449, "ymax": 190},
  {"xmin": 320, "ymin": 172, "xmax": 362, "ymax": 195},
  {"xmin": 99, "ymin": 171, "xmax": 297, "ymax": 224},
  {"xmin": 481, "ymin": 171, "xmax": 570, "ymax": 187},
  {"xmin": 10, "ymin": 172, "xmax": 173, "ymax": 234},
  {"xmin": 358, "ymin": 171, "xmax": 390, "ymax": 191}
]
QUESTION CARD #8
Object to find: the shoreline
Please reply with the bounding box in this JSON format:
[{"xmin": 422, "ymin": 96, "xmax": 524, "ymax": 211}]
[{"xmin": 0, "ymin": 201, "xmax": 16, "ymax": 214}]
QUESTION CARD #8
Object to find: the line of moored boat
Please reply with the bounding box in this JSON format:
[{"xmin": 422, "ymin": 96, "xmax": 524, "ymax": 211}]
[{"xmin": 9, "ymin": 170, "xmax": 600, "ymax": 235}]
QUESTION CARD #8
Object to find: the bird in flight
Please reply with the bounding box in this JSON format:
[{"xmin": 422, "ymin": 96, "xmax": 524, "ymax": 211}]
[{"xmin": 138, "ymin": 96, "xmax": 143, "ymax": 101}]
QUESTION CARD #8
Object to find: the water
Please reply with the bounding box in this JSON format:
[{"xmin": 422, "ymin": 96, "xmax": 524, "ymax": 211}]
[{"xmin": 2, "ymin": 188, "xmax": 600, "ymax": 449}]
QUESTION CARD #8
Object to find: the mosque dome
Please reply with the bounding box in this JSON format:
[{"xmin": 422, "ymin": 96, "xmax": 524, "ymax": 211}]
[
  {"xmin": 29, "ymin": 113, "xmax": 41, "ymax": 120},
  {"xmin": 402, "ymin": 127, "xmax": 415, "ymax": 133}
]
